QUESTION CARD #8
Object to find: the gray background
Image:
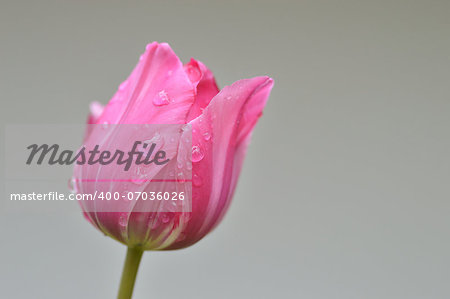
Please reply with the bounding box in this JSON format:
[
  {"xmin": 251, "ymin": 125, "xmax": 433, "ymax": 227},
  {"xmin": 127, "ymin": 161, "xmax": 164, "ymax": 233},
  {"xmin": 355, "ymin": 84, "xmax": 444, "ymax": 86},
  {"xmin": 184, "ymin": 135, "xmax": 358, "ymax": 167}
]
[{"xmin": 1, "ymin": 0, "xmax": 450, "ymax": 298}]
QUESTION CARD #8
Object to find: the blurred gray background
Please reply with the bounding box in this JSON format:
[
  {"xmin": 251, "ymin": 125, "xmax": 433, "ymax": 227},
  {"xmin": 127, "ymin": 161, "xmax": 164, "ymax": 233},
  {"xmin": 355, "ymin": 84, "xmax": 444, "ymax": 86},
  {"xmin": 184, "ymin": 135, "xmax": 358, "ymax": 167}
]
[{"xmin": 1, "ymin": 0, "xmax": 450, "ymax": 298}]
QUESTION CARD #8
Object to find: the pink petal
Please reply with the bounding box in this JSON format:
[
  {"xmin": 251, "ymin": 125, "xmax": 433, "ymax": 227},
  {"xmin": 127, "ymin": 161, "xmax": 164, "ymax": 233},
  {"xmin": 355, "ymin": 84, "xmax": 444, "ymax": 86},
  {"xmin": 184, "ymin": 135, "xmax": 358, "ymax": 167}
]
[
  {"xmin": 77, "ymin": 43, "xmax": 197, "ymax": 244},
  {"xmin": 166, "ymin": 76, "xmax": 273, "ymax": 250},
  {"xmin": 184, "ymin": 59, "xmax": 220, "ymax": 122},
  {"xmin": 97, "ymin": 42, "xmax": 196, "ymax": 125}
]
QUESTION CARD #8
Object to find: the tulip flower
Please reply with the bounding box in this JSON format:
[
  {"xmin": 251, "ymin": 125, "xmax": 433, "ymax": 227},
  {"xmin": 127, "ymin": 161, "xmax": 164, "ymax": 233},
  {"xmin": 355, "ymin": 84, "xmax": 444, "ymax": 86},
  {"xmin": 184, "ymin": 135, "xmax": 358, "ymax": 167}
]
[{"xmin": 73, "ymin": 42, "xmax": 273, "ymax": 298}]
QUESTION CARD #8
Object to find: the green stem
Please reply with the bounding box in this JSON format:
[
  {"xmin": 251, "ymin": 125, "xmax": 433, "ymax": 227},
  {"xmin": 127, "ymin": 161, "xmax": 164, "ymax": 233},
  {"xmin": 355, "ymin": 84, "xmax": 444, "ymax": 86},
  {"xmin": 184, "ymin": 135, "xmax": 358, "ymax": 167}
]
[{"xmin": 117, "ymin": 247, "xmax": 144, "ymax": 299}]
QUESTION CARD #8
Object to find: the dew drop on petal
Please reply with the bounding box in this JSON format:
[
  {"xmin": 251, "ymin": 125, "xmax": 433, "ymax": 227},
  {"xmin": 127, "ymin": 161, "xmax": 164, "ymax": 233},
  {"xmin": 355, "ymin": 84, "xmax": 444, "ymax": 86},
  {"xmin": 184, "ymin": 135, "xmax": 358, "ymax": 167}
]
[
  {"xmin": 191, "ymin": 145, "xmax": 204, "ymax": 162},
  {"xmin": 177, "ymin": 172, "xmax": 186, "ymax": 183},
  {"xmin": 181, "ymin": 124, "xmax": 191, "ymax": 133},
  {"xmin": 193, "ymin": 173, "xmax": 203, "ymax": 187},
  {"xmin": 151, "ymin": 218, "xmax": 160, "ymax": 229},
  {"xmin": 153, "ymin": 90, "xmax": 170, "ymax": 106},
  {"xmin": 131, "ymin": 167, "xmax": 146, "ymax": 185},
  {"xmin": 185, "ymin": 64, "xmax": 202, "ymax": 83},
  {"xmin": 143, "ymin": 132, "xmax": 162, "ymax": 146},
  {"xmin": 119, "ymin": 214, "xmax": 128, "ymax": 227},
  {"xmin": 161, "ymin": 213, "xmax": 170, "ymax": 224},
  {"xmin": 136, "ymin": 143, "xmax": 146, "ymax": 153},
  {"xmin": 131, "ymin": 178, "xmax": 145, "ymax": 185},
  {"xmin": 202, "ymin": 132, "xmax": 211, "ymax": 141}
]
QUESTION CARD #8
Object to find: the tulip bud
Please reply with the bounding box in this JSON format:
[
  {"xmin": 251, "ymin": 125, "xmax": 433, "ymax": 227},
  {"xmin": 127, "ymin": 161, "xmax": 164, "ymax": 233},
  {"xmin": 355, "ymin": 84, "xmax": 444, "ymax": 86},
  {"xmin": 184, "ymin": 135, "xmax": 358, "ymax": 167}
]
[{"xmin": 74, "ymin": 42, "xmax": 273, "ymax": 251}]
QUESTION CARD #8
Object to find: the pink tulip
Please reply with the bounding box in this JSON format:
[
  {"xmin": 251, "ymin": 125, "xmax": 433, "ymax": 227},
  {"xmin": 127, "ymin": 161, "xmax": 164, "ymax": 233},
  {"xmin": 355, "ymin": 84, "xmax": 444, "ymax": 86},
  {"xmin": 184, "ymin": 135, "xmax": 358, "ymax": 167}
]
[{"xmin": 75, "ymin": 42, "xmax": 273, "ymax": 252}]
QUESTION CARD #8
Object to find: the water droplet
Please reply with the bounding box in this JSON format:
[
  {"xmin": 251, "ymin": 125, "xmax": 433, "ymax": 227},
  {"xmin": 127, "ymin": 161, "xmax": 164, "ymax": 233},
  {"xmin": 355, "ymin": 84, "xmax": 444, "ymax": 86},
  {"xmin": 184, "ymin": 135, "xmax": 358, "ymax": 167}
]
[
  {"xmin": 202, "ymin": 132, "xmax": 211, "ymax": 141},
  {"xmin": 161, "ymin": 213, "xmax": 170, "ymax": 223},
  {"xmin": 140, "ymin": 132, "xmax": 164, "ymax": 155},
  {"xmin": 102, "ymin": 121, "xmax": 109, "ymax": 129},
  {"xmin": 177, "ymin": 172, "xmax": 186, "ymax": 183},
  {"xmin": 185, "ymin": 64, "xmax": 201, "ymax": 82},
  {"xmin": 226, "ymin": 95, "xmax": 232, "ymax": 100},
  {"xmin": 143, "ymin": 132, "xmax": 161, "ymax": 145},
  {"xmin": 119, "ymin": 214, "xmax": 128, "ymax": 227},
  {"xmin": 181, "ymin": 124, "xmax": 191, "ymax": 132},
  {"xmin": 186, "ymin": 161, "xmax": 192, "ymax": 170},
  {"xmin": 132, "ymin": 167, "xmax": 146, "ymax": 185},
  {"xmin": 153, "ymin": 90, "xmax": 170, "ymax": 106},
  {"xmin": 193, "ymin": 173, "xmax": 203, "ymax": 187},
  {"xmin": 131, "ymin": 178, "xmax": 145, "ymax": 185},
  {"xmin": 177, "ymin": 161, "xmax": 183, "ymax": 169},
  {"xmin": 136, "ymin": 143, "xmax": 146, "ymax": 153},
  {"xmin": 151, "ymin": 218, "xmax": 161, "ymax": 229},
  {"xmin": 191, "ymin": 145, "xmax": 204, "ymax": 162}
]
